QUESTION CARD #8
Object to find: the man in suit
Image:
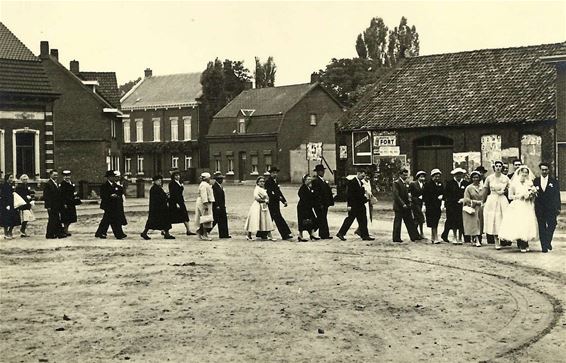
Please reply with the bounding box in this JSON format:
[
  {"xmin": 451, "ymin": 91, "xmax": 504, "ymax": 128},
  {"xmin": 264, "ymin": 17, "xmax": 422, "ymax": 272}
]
[
  {"xmin": 441, "ymin": 167, "xmax": 469, "ymax": 244},
  {"xmin": 211, "ymin": 172, "xmax": 230, "ymax": 238},
  {"xmin": 43, "ymin": 170, "xmax": 65, "ymax": 239},
  {"xmin": 95, "ymin": 170, "xmax": 127, "ymax": 239},
  {"xmin": 336, "ymin": 169, "xmax": 374, "ymax": 241},
  {"xmin": 393, "ymin": 167, "xmax": 421, "ymax": 242},
  {"xmin": 265, "ymin": 166, "xmax": 293, "ymax": 240},
  {"xmin": 533, "ymin": 162, "xmax": 561, "ymax": 253},
  {"xmin": 311, "ymin": 164, "xmax": 334, "ymax": 239},
  {"xmin": 409, "ymin": 170, "xmax": 427, "ymax": 239}
]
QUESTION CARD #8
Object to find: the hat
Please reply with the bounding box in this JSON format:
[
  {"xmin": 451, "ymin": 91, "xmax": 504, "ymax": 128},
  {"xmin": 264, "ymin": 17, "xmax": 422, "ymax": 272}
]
[
  {"xmin": 451, "ymin": 167, "xmax": 466, "ymax": 175},
  {"xmin": 313, "ymin": 164, "xmax": 326, "ymax": 172},
  {"xmin": 114, "ymin": 170, "xmax": 121, "ymax": 177},
  {"xmin": 415, "ymin": 170, "xmax": 426, "ymax": 177},
  {"xmin": 470, "ymin": 170, "xmax": 481, "ymax": 178},
  {"xmin": 105, "ymin": 170, "xmax": 115, "ymax": 178},
  {"xmin": 263, "ymin": 171, "xmax": 271, "ymax": 176},
  {"xmin": 170, "ymin": 168, "xmax": 180, "ymax": 176},
  {"xmin": 62, "ymin": 170, "xmax": 71, "ymax": 176},
  {"xmin": 430, "ymin": 168, "xmax": 442, "ymax": 176},
  {"xmin": 200, "ymin": 172, "xmax": 211, "ymax": 179},
  {"xmin": 268, "ymin": 166, "xmax": 280, "ymax": 173},
  {"xmin": 213, "ymin": 171, "xmax": 225, "ymax": 179},
  {"xmin": 475, "ymin": 166, "xmax": 487, "ymax": 174},
  {"xmin": 399, "ymin": 166, "xmax": 409, "ymax": 173},
  {"xmin": 152, "ymin": 174, "xmax": 163, "ymax": 181}
]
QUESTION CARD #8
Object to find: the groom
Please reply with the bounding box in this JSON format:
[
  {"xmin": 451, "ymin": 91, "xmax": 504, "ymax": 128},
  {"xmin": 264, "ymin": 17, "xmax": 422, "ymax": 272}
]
[{"xmin": 533, "ymin": 162, "xmax": 561, "ymax": 253}]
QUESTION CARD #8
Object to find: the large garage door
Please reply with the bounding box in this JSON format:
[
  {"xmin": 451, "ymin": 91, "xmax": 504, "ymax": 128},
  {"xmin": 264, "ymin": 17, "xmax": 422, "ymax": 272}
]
[{"xmin": 414, "ymin": 136, "xmax": 454, "ymax": 179}]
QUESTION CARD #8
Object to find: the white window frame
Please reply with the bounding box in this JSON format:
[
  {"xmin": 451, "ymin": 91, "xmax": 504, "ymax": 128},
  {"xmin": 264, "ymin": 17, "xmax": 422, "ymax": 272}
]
[
  {"xmin": 215, "ymin": 159, "xmax": 221, "ymax": 172},
  {"xmin": 135, "ymin": 119, "xmax": 143, "ymax": 142},
  {"xmin": 184, "ymin": 155, "xmax": 192, "ymax": 169},
  {"xmin": 137, "ymin": 155, "xmax": 144, "ymax": 174},
  {"xmin": 172, "ymin": 156, "xmax": 179, "ymax": 169},
  {"xmin": 227, "ymin": 158, "xmax": 234, "ymax": 175},
  {"xmin": 152, "ymin": 118, "xmax": 161, "ymax": 142},
  {"xmin": 238, "ymin": 118, "xmax": 246, "ymax": 133},
  {"xmin": 123, "ymin": 119, "xmax": 131, "ymax": 143},
  {"xmin": 264, "ymin": 154, "xmax": 272, "ymax": 172},
  {"xmin": 250, "ymin": 154, "xmax": 258, "ymax": 175},
  {"xmin": 125, "ymin": 157, "xmax": 131, "ymax": 174},
  {"xmin": 111, "ymin": 119, "xmax": 117, "ymax": 138},
  {"xmin": 310, "ymin": 113, "xmax": 317, "ymax": 126},
  {"xmin": 12, "ymin": 129, "xmax": 40, "ymax": 178},
  {"xmin": 170, "ymin": 117, "xmax": 178, "ymax": 141},
  {"xmin": 183, "ymin": 116, "xmax": 192, "ymax": 141}
]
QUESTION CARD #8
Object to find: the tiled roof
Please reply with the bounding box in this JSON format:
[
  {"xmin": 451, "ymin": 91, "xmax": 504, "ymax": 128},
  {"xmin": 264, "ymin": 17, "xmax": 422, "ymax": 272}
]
[
  {"xmin": 214, "ymin": 83, "xmax": 317, "ymax": 118},
  {"xmin": 79, "ymin": 72, "xmax": 120, "ymax": 108},
  {"xmin": 121, "ymin": 72, "xmax": 202, "ymax": 109},
  {"xmin": 338, "ymin": 42, "xmax": 566, "ymax": 131},
  {"xmin": 0, "ymin": 22, "xmax": 54, "ymax": 95}
]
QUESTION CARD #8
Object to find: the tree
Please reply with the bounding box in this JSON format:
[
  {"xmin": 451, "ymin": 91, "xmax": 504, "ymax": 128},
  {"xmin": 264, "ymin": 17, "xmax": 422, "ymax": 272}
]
[
  {"xmin": 355, "ymin": 34, "xmax": 367, "ymax": 59},
  {"xmin": 254, "ymin": 56, "xmax": 276, "ymax": 88},
  {"xmin": 355, "ymin": 17, "xmax": 389, "ymax": 65},
  {"xmin": 387, "ymin": 17, "xmax": 420, "ymax": 65},
  {"xmin": 119, "ymin": 77, "xmax": 141, "ymax": 96}
]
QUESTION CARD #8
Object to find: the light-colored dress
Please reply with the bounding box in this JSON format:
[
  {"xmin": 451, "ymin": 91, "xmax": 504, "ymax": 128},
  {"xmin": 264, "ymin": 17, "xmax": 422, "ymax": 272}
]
[
  {"xmin": 499, "ymin": 181, "xmax": 539, "ymax": 242},
  {"xmin": 194, "ymin": 181, "xmax": 215, "ymax": 228},
  {"xmin": 483, "ymin": 174, "xmax": 510, "ymax": 235},
  {"xmin": 244, "ymin": 186, "xmax": 274, "ymax": 232},
  {"xmin": 462, "ymin": 183, "xmax": 483, "ymax": 236}
]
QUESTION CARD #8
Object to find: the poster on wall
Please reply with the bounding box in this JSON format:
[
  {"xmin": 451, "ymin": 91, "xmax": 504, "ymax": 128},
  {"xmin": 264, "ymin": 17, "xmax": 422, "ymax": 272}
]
[
  {"xmin": 373, "ymin": 132, "xmax": 397, "ymax": 147},
  {"xmin": 481, "ymin": 134, "xmax": 502, "ymax": 168},
  {"xmin": 339, "ymin": 145, "xmax": 348, "ymax": 160},
  {"xmin": 453, "ymin": 152, "xmax": 481, "ymax": 173},
  {"xmin": 306, "ymin": 142, "xmax": 323, "ymax": 161},
  {"xmin": 352, "ymin": 131, "xmax": 372, "ymax": 165},
  {"xmin": 521, "ymin": 135, "xmax": 542, "ymax": 173}
]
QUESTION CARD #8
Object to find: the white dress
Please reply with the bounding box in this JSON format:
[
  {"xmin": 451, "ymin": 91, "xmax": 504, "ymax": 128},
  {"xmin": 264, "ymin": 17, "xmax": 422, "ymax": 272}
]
[
  {"xmin": 498, "ymin": 181, "xmax": 539, "ymax": 242},
  {"xmin": 244, "ymin": 186, "xmax": 274, "ymax": 232},
  {"xmin": 483, "ymin": 174, "xmax": 510, "ymax": 235},
  {"xmin": 194, "ymin": 181, "xmax": 215, "ymax": 228}
]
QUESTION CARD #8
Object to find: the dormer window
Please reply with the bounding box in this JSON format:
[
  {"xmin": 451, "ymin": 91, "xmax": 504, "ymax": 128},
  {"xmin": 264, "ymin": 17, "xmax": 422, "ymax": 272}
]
[
  {"xmin": 310, "ymin": 113, "xmax": 317, "ymax": 126},
  {"xmin": 238, "ymin": 118, "xmax": 246, "ymax": 133}
]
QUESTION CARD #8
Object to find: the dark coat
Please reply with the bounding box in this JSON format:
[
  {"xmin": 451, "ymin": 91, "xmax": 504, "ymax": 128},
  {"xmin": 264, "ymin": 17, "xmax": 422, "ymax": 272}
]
[
  {"xmin": 100, "ymin": 181, "xmax": 127, "ymax": 225},
  {"xmin": 265, "ymin": 176, "xmax": 286, "ymax": 206},
  {"xmin": 43, "ymin": 179, "xmax": 62, "ymax": 210},
  {"xmin": 15, "ymin": 183, "xmax": 35, "ymax": 211},
  {"xmin": 346, "ymin": 177, "xmax": 367, "ymax": 211},
  {"xmin": 392, "ymin": 178, "xmax": 412, "ymax": 212},
  {"xmin": 409, "ymin": 181, "xmax": 424, "ymax": 208},
  {"xmin": 444, "ymin": 178, "xmax": 469, "ymax": 210},
  {"xmin": 311, "ymin": 175, "xmax": 334, "ymax": 208},
  {"xmin": 423, "ymin": 180, "xmax": 444, "ymax": 228},
  {"xmin": 297, "ymin": 184, "xmax": 318, "ymax": 231},
  {"xmin": 60, "ymin": 180, "xmax": 78, "ymax": 224},
  {"xmin": 212, "ymin": 182, "xmax": 226, "ymax": 209},
  {"xmin": 533, "ymin": 177, "xmax": 561, "ymax": 217},
  {"xmin": 0, "ymin": 183, "xmax": 21, "ymax": 227},
  {"xmin": 168, "ymin": 180, "xmax": 189, "ymax": 223},
  {"xmin": 146, "ymin": 185, "xmax": 171, "ymax": 230}
]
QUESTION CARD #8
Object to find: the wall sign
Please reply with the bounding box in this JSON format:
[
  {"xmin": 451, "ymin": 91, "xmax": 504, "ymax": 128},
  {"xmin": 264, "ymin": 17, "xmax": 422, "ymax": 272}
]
[
  {"xmin": 352, "ymin": 131, "xmax": 372, "ymax": 165},
  {"xmin": 378, "ymin": 146, "xmax": 400, "ymax": 156},
  {"xmin": 339, "ymin": 145, "xmax": 348, "ymax": 160},
  {"xmin": 306, "ymin": 142, "xmax": 323, "ymax": 161},
  {"xmin": 373, "ymin": 133, "xmax": 397, "ymax": 147}
]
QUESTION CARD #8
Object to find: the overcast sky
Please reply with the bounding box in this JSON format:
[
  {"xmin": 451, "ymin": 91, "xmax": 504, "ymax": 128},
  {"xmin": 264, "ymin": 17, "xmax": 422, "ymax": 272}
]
[{"xmin": 1, "ymin": 1, "xmax": 565, "ymax": 86}]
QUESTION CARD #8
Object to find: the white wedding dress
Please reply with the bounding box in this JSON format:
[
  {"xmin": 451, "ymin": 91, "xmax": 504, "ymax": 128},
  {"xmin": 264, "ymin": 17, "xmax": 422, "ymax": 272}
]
[{"xmin": 498, "ymin": 180, "xmax": 539, "ymax": 242}]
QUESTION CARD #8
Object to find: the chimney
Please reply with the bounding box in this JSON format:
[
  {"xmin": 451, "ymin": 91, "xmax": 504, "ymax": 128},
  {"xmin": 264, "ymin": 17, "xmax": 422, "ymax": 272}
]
[
  {"xmin": 70, "ymin": 60, "xmax": 80, "ymax": 75},
  {"xmin": 40, "ymin": 41, "xmax": 49, "ymax": 59},
  {"xmin": 244, "ymin": 81, "xmax": 253, "ymax": 90},
  {"xmin": 50, "ymin": 49, "xmax": 59, "ymax": 60},
  {"xmin": 310, "ymin": 72, "xmax": 320, "ymax": 84},
  {"xmin": 144, "ymin": 68, "xmax": 153, "ymax": 78}
]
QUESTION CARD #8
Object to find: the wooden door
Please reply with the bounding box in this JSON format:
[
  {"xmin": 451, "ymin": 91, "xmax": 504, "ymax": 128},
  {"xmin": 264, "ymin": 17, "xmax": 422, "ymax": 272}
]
[
  {"xmin": 414, "ymin": 136, "xmax": 454, "ymax": 181},
  {"xmin": 238, "ymin": 152, "xmax": 247, "ymax": 181}
]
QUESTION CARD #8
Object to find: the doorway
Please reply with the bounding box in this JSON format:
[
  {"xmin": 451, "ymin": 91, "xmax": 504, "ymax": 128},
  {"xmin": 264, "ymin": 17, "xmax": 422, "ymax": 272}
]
[
  {"xmin": 16, "ymin": 132, "xmax": 35, "ymax": 177},
  {"xmin": 238, "ymin": 151, "xmax": 247, "ymax": 181},
  {"xmin": 414, "ymin": 135, "xmax": 454, "ymax": 179}
]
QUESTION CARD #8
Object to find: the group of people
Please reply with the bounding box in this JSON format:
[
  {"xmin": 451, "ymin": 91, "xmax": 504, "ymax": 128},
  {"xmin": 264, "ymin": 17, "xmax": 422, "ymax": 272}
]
[{"xmin": 388, "ymin": 160, "xmax": 561, "ymax": 253}]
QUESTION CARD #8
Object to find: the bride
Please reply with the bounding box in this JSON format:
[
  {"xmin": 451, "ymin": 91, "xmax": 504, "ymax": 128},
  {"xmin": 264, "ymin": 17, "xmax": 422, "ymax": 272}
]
[{"xmin": 498, "ymin": 165, "xmax": 539, "ymax": 252}]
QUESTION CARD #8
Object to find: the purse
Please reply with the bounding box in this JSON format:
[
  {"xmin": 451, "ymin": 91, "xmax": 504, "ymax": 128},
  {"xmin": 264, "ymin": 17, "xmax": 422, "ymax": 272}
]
[
  {"xmin": 13, "ymin": 192, "xmax": 27, "ymax": 209},
  {"xmin": 200, "ymin": 214, "xmax": 214, "ymax": 224},
  {"xmin": 463, "ymin": 205, "xmax": 475, "ymax": 215}
]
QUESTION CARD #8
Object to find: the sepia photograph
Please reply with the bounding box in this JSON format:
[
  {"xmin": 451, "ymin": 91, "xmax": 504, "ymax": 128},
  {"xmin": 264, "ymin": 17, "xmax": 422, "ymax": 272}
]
[{"xmin": 0, "ymin": 0, "xmax": 565, "ymax": 361}]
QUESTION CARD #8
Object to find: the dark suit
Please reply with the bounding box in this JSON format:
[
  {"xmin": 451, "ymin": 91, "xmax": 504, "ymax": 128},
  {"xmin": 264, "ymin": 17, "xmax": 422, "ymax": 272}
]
[
  {"xmin": 409, "ymin": 181, "xmax": 425, "ymax": 225},
  {"xmin": 43, "ymin": 179, "xmax": 64, "ymax": 238},
  {"xmin": 337, "ymin": 177, "xmax": 369, "ymax": 238},
  {"xmin": 212, "ymin": 182, "xmax": 230, "ymax": 238},
  {"xmin": 95, "ymin": 181, "xmax": 126, "ymax": 238},
  {"xmin": 441, "ymin": 178, "xmax": 469, "ymax": 241},
  {"xmin": 533, "ymin": 176, "xmax": 561, "ymax": 251},
  {"xmin": 392, "ymin": 178, "xmax": 420, "ymax": 241},
  {"xmin": 312, "ymin": 175, "xmax": 334, "ymax": 238},
  {"xmin": 265, "ymin": 175, "xmax": 292, "ymax": 238}
]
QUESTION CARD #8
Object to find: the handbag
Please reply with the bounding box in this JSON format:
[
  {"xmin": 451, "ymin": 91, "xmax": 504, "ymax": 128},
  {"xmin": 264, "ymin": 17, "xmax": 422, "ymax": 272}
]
[
  {"xmin": 13, "ymin": 192, "xmax": 27, "ymax": 209},
  {"xmin": 463, "ymin": 205, "xmax": 475, "ymax": 215},
  {"xmin": 200, "ymin": 214, "xmax": 214, "ymax": 224}
]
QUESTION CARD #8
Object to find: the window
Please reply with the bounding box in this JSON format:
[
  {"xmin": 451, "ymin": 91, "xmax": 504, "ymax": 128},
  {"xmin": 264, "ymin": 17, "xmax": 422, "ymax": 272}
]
[
  {"xmin": 264, "ymin": 155, "xmax": 272, "ymax": 172},
  {"xmin": 251, "ymin": 155, "xmax": 258, "ymax": 174},
  {"xmin": 135, "ymin": 119, "xmax": 143, "ymax": 142},
  {"xmin": 183, "ymin": 116, "xmax": 192, "ymax": 140},
  {"xmin": 172, "ymin": 156, "xmax": 179, "ymax": 169},
  {"xmin": 137, "ymin": 155, "xmax": 144, "ymax": 174},
  {"xmin": 125, "ymin": 158, "xmax": 131, "ymax": 174},
  {"xmin": 310, "ymin": 113, "xmax": 317, "ymax": 126},
  {"xmin": 215, "ymin": 159, "xmax": 221, "ymax": 172},
  {"xmin": 170, "ymin": 117, "xmax": 178, "ymax": 141},
  {"xmin": 238, "ymin": 118, "xmax": 246, "ymax": 133},
  {"xmin": 481, "ymin": 134, "xmax": 501, "ymax": 169},
  {"xmin": 521, "ymin": 134, "xmax": 542, "ymax": 172},
  {"xmin": 227, "ymin": 158, "xmax": 234, "ymax": 174},
  {"xmin": 123, "ymin": 119, "xmax": 131, "ymax": 143},
  {"xmin": 184, "ymin": 155, "xmax": 192, "ymax": 169},
  {"xmin": 152, "ymin": 118, "xmax": 160, "ymax": 141},
  {"xmin": 111, "ymin": 120, "xmax": 117, "ymax": 138},
  {"xmin": 111, "ymin": 155, "xmax": 120, "ymax": 170}
]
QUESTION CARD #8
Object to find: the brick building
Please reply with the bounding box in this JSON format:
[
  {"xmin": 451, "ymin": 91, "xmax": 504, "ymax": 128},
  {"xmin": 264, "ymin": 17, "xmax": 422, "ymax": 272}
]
[
  {"xmin": 39, "ymin": 41, "xmax": 123, "ymax": 183},
  {"xmin": 336, "ymin": 42, "xmax": 566, "ymax": 191},
  {"xmin": 0, "ymin": 22, "xmax": 58, "ymax": 179},
  {"xmin": 120, "ymin": 70, "xmax": 203, "ymax": 179},
  {"xmin": 207, "ymin": 80, "xmax": 344, "ymax": 183}
]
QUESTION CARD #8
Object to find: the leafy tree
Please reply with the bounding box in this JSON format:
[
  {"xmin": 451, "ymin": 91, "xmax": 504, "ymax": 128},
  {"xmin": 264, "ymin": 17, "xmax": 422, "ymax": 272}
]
[
  {"xmin": 254, "ymin": 56, "xmax": 276, "ymax": 88},
  {"xmin": 355, "ymin": 34, "xmax": 367, "ymax": 59},
  {"xmin": 388, "ymin": 17, "xmax": 420, "ymax": 65},
  {"xmin": 119, "ymin": 77, "xmax": 141, "ymax": 96},
  {"xmin": 361, "ymin": 17, "xmax": 389, "ymax": 65}
]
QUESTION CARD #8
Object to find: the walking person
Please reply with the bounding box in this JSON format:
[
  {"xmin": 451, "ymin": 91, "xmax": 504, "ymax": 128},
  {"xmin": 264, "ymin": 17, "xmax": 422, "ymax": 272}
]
[
  {"xmin": 297, "ymin": 174, "xmax": 320, "ymax": 242},
  {"xmin": 95, "ymin": 170, "xmax": 127, "ymax": 239},
  {"xmin": 15, "ymin": 174, "xmax": 35, "ymax": 238},
  {"xmin": 422, "ymin": 169, "xmax": 444, "ymax": 244},
  {"xmin": 211, "ymin": 172, "xmax": 230, "ymax": 238},
  {"xmin": 463, "ymin": 171, "xmax": 484, "ymax": 247},
  {"xmin": 60, "ymin": 170, "xmax": 80, "ymax": 237},
  {"xmin": 474, "ymin": 166, "xmax": 488, "ymax": 244},
  {"xmin": 409, "ymin": 170, "xmax": 427, "ymax": 239},
  {"xmin": 244, "ymin": 176, "xmax": 275, "ymax": 241},
  {"xmin": 336, "ymin": 169, "xmax": 374, "ymax": 241},
  {"xmin": 1, "ymin": 173, "xmax": 21, "ymax": 239},
  {"xmin": 168, "ymin": 170, "xmax": 196, "ymax": 236},
  {"xmin": 311, "ymin": 164, "xmax": 334, "ymax": 239},
  {"xmin": 43, "ymin": 170, "xmax": 65, "ymax": 239},
  {"xmin": 441, "ymin": 168, "xmax": 469, "ymax": 244},
  {"xmin": 499, "ymin": 165, "xmax": 539, "ymax": 252},
  {"xmin": 265, "ymin": 166, "xmax": 293, "ymax": 240},
  {"xmin": 195, "ymin": 172, "xmax": 215, "ymax": 241},
  {"xmin": 533, "ymin": 163, "xmax": 561, "ymax": 253},
  {"xmin": 392, "ymin": 167, "xmax": 421, "ymax": 243},
  {"xmin": 113, "ymin": 170, "xmax": 128, "ymax": 229},
  {"xmin": 483, "ymin": 161, "xmax": 510, "ymax": 250},
  {"xmin": 141, "ymin": 175, "xmax": 174, "ymax": 240}
]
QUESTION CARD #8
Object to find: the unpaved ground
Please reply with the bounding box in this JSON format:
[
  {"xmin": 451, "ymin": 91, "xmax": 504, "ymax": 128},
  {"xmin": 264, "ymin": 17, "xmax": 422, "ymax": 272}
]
[{"xmin": 0, "ymin": 184, "xmax": 565, "ymax": 362}]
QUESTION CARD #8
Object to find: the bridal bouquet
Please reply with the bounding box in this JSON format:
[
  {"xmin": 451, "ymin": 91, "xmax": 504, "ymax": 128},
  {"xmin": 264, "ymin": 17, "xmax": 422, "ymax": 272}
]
[{"xmin": 525, "ymin": 186, "xmax": 538, "ymax": 201}]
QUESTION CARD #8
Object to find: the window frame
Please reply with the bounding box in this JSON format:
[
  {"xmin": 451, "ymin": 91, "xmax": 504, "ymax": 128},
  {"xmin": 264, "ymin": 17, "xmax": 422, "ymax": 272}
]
[
  {"xmin": 135, "ymin": 119, "xmax": 143, "ymax": 143},
  {"xmin": 170, "ymin": 117, "xmax": 179, "ymax": 141},
  {"xmin": 123, "ymin": 119, "xmax": 131, "ymax": 143},
  {"xmin": 152, "ymin": 118, "xmax": 161, "ymax": 142}
]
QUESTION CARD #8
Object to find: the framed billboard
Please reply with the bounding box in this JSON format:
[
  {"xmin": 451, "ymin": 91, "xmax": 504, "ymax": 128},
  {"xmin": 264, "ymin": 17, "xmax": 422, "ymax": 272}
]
[{"xmin": 352, "ymin": 131, "xmax": 372, "ymax": 165}]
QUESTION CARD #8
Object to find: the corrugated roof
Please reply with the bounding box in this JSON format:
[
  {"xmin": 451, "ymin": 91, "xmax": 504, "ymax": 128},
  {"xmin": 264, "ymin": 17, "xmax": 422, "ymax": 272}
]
[
  {"xmin": 339, "ymin": 42, "xmax": 566, "ymax": 131},
  {"xmin": 79, "ymin": 71, "xmax": 120, "ymax": 108},
  {"xmin": 121, "ymin": 72, "xmax": 202, "ymax": 109},
  {"xmin": 214, "ymin": 83, "xmax": 317, "ymax": 118}
]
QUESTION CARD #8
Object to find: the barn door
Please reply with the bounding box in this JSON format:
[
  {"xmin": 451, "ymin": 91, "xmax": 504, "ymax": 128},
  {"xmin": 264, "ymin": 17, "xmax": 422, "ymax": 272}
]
[{"xmin": 414, "ymin": 136, "xmax": 454, "ymax": 180}]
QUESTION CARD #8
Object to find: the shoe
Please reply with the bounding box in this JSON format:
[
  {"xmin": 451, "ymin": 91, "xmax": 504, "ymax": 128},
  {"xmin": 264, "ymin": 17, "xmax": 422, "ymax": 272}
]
[
  {"xmin": 220, "ymin": 236, "xmax": 232, "ymax": 239},
  {"xmin": 393, "ymin": 239, "xmax": 403, "ymax": 243},
  {"xmin": 495, "ymin": 245, "xmax": 501, "ymax": 250},
  {"xmin": 362, "ymin": 236, "xmax": 375, "ymax": 241},
  {"xmin": 354, "ymin": 230, "xmax": 361, "ymax": 237},
  {"xmin": 475, "ymin": 241, "xmax": 482, "ymax": 247},
  {"xmin": 336, "ymin": 234, "xmax": 346, "ymax": 241},
  {"xmin": 432, "ymin": 240, "xmax": 441, "ymax": 244},
  {"xmin": 270, "ymin": 237, "xmax": 278, "ymax": 241},
  {"xmin": 310, "ymin": 236, "xmax": 320, "ymax": 241},
  {"xmin": 66, "ymin": 233, "xmax": 72, "ymax": 237},
  {"xmin": 441, "ymin": 235, "xmax": 449, "ymax": 242},
  {"xmin": 186, "ymin": 231, "xmax": 197, "ymax": 236},
  {"xmin": 542, "ymin": 250, "xmax": 548, "ymax": 253},
  {"xmin": 95, "ymin": 234, "xmax": 106, "ymax": 239},
  {"xmin": 520, "ymin": 249, "xmax": 527, "ymax": 253},
  {"xmin": 298, "ymin": 237, "xmax": 308, "ymax": 242},
  {"xmin": 141, "ymin": 233, "xmax": 151, "ymax": 240},
  {"xmin": 322, "ymin": 236, "xmax": 333, "ymax": 240},
  {"xmin": 57, "ymin": 235, "xmax": 67, "ymax": 239},
  {"xmin": 20, "ymin": 233, "xmax": 29, "ymax": 238},
  {"xmin": 548, "ymin": 245, "xmax": 553, "ymax": 251},
  {"xmin": 282, "ymin": 235, "xmax": 293, "ymax": 240},
  {"xmin": 116, "ymin": 235, "xmax": 127, "ymax": 240},
  {"xmin": 164, "ymin": 234, "xmax": 176, "ymax": 240},
  {"xmin": 525, "ymin": 247, "xmax": 530, "ymax": 252}
]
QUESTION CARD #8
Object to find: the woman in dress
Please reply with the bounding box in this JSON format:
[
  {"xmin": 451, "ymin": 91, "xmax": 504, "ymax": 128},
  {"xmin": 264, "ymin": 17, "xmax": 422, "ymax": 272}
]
[
  {"xmin": 297, "ymin": 174, "xmax": 319, "ymax": 242},
  {"xmin": 168, "ymin": 170, "xmax": 196, "ymax": 236},
  {"xmin": 462, "ymin": 171, "xmax": 483, "ymax": 247},
  {"xmin": 422, "ymin": 169, "xmax": 444, "ymax": 244},
  {"xmin": 194, "ymin": 172, "xmax": 215, "ymax": 241},
  {"xmin": 498, "ymin": 166, "xmax": 539, "ymax": 252},
  {"xmin": 15, "ymin": 174, "xmax": 35, "ymax": 237},
  {"xmin": 0, "ymin": 173, "xmax": 21, "ymax": 239},
  {"xmin": 244, "ymin": 176, "xmax": 275, "ymax": 241},
  {"xmin": 141, "ymin": 175, "xmax": 174, "ymax": 240},
  {"xmin": 483, "ymin": 161, "xmax": 510, "ymax": 249},
  {"xmin": 60, "ymin": 170, "xmax": 80, "ymax": 237}
]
